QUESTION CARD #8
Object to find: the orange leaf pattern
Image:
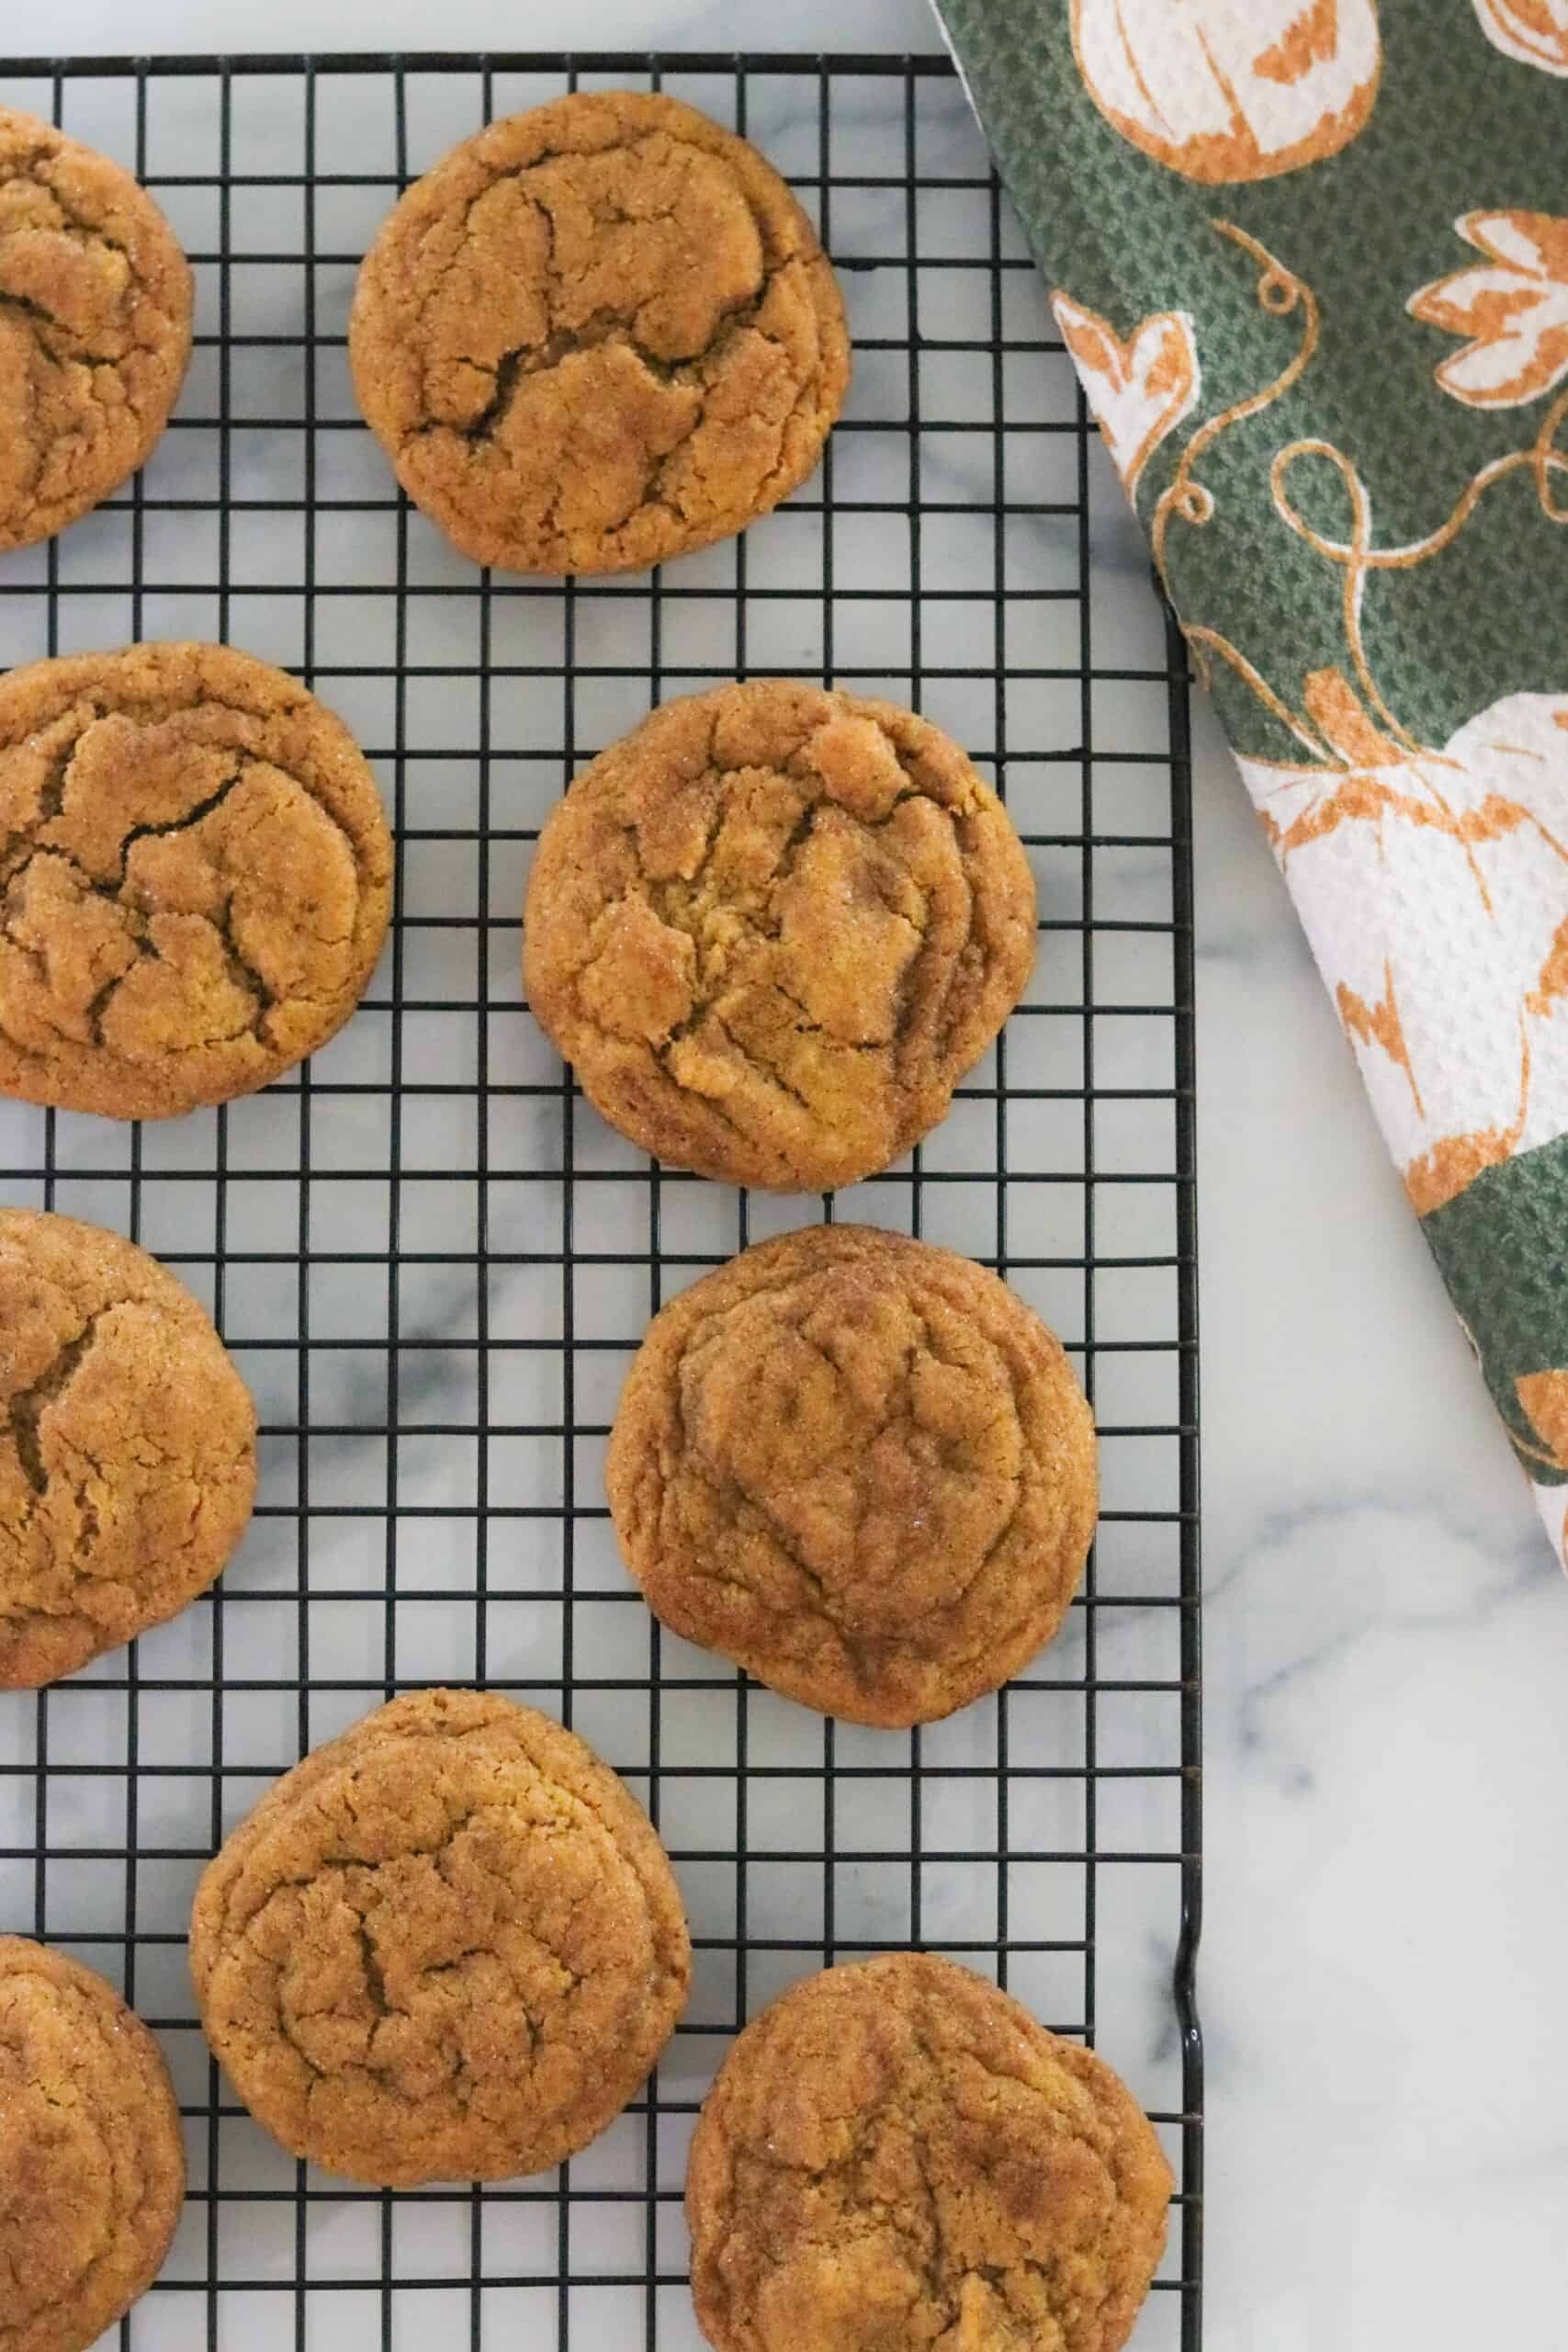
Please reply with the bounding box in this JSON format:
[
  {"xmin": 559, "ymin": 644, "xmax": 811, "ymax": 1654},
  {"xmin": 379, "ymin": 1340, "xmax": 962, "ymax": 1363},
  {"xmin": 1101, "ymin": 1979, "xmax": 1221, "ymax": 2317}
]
[
  {"xmin": 1408, "ymin": 212, "xmax": 1568, "ymax": 408},
  {"xmin": 1050, "ymin": 293, "xmax": 1200, "ymax": 494}
]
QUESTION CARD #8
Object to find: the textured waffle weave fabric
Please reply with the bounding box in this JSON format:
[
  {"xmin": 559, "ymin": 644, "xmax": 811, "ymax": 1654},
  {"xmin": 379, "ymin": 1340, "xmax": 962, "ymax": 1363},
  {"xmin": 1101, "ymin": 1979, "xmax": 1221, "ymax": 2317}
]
[{"xmin": 934, "ymin": 0, "xmax": 1568, "ymax": 1557}]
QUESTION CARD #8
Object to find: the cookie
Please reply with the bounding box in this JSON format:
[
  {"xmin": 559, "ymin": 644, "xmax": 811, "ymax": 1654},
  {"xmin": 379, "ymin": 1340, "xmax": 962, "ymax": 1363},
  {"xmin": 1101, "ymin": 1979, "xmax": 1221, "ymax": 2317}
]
[
  {"xmin": 607, "ymin": 1225, "xmax": 1095, "ymax": 1726},
  {"xmin": 524, "ymin": 682, "xmax": 1037, "ymax": 1191},
  {"xmin": 0, "ymin": 107, "xmax": 192, "ymax": 553},
  {"xmin": 349, "ymin": 89, "xmax": 849, "ymax": 574},
  {"xmin": 190, "ymin": 1687, "xmax": 692, "ymax": 2186},
  {"xmin": 0, "ymin": 1208, "xmax": 256, "ymax": 1689},
  {"xmin": 0, "ymin": 640, "xmax": 393, "ymax": 1119},
  {"xmin": 687, "ymin": 1952, "xmax": 1172, "ymax": 2352},
  {"xmin": 0, "ymin": 1937, "xmax": 186, "ymax": 2352}
]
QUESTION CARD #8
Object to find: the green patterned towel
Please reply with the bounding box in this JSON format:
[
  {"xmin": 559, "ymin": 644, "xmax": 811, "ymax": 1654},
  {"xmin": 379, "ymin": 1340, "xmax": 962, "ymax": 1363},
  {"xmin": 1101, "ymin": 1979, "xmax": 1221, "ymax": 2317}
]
[{"xmin": 933, "ymin": 0, "xmax": 1568, "ymax": 1556}]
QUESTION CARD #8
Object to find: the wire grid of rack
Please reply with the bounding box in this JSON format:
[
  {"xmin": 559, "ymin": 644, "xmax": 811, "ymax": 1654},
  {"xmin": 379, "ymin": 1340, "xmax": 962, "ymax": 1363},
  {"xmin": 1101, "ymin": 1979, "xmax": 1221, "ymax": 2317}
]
[{"xmin": 0, "ymin": 48, "xmax": 1201, "ymax": 2352}]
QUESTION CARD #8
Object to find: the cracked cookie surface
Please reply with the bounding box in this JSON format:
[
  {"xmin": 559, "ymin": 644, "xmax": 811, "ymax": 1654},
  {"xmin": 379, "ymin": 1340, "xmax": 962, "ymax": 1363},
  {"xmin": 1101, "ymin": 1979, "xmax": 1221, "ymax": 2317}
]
[
  {"xmin": 0, "ymin": 1936, "xmax": 185, "ymax": 2352},
  {"xmin": 0, "ymin": 641, "xmax": 394, "ymax": 1119},
  {"xmin": 190, "ymin": 1687, "xmax": 692, "ymax": 2186},
  {"xmin": 0, "ymin": 1207, "xmax": 256, "ymax": 1689},
  {"xmin": 349, "ymin": 89, "xmax": 849, "ymax": 574},
  {"xmin": 0, "ymin": 107, "xmax": 192, "ymax": 553},
  {"xmin": 607, "ymin": 1226, "xmax": 1096, "ymax": 1726},
  {"xmin": 687, "ymin": 1953, "xmax": 1172, "ymax": 2352},
  {"xmin": 524, "ymin": 682, "xmax": 1037, "ymax": 1191}
]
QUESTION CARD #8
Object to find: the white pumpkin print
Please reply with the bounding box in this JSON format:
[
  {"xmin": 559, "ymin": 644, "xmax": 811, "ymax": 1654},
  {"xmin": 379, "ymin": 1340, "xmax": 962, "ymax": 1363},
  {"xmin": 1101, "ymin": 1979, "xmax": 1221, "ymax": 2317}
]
[
  {"xmin": 1072, "ymin": 0, "xmax": 1382, "ymax": 183},
  {"xmin": 1472, "ymin": 0, "xmax": 1568, "ymax": 75},
  {"xmin": 1235, "ymin": 677, "xmax": 1568, "ymax": 1213}
]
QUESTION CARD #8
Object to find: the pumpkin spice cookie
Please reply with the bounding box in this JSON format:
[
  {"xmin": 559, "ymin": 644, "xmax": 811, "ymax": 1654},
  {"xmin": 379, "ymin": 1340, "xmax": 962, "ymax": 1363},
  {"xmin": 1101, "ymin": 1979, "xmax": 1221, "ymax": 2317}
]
[
  {"xmin": 606, "ymin": 1225, "xmax": 1095, "ymax": 1726},
  {"xmin": 524, "ymin": 681, "xmax": 1037, "ymax": 1191},
  {"xmin": 0, "ymin": 107, "xmax": 192, "ymax": 553},
  {"xmin": 190, "ymin": 1687, "xmax": 692, "ymax": 2187},
  {"xmin": 0, "ymin": 1936, "xmax": 186, "ymax": 2352},
  {"xmin": 0, "ymin": 1208, "xmax": 256, "ymax": 1690},
  {"xmin": 349, "ymin": 89, "xmax": 849, "ymax": 574},
  {"xmin": 0, "ymin": 641, "xmax": 393, "ymax": 1119},
  {"xmin": 687, "ymin": 1952, "xmax": 1172, "ymax": 2352}
]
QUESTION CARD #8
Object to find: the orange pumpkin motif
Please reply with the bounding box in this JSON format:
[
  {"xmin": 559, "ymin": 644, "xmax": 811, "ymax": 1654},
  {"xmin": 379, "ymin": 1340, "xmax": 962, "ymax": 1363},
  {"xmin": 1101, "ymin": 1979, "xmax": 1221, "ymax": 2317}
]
[
  {"xmin": 1472, "ymin": 0, "xmax": 1568, "ymax": 75},
  {"xmin": 1236, "ymin": 674, "xmax": 1568, "ymax": 1216},
  {"xmin": 1071, "ymin": 0, "xmax": 1382, "ymax": 183}
]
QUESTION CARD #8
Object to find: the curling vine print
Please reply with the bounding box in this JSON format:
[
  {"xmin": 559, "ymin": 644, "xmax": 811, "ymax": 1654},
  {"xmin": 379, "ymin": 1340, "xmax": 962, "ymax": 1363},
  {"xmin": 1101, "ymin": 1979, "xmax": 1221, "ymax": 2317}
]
[{"xmin": 938, "ymin": 0, "xmax": 1568, "ymax": 1555}]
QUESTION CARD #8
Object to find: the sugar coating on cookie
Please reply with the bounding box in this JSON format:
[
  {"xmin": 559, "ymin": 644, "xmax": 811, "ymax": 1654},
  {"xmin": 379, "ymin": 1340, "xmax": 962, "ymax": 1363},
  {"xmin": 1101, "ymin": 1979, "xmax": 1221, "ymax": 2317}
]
[
  {"xmin": 687, "ymin": 1952, "xmax": 1172, "ymax": 2352},
  {"xmin": 524, "ymin": 682, "xmax": 1037, "ymax": 1191},
  {"xmin": 0, "ymin": 641, "xmax": 393, "ymax": 1119},
  {"xmin": 0, "ymin": 1208, "xmax": 256, "ymax": 1690},
  {"xmin": 190, "ymin": 1688, "xmax": 692, "ymax": 2186},
  {"xmin": 0, "ymin": 1936, "xmax": 185, "ymax": 2352},
  {"xmin": 607, "ymin": 1225, "xmax": 1095, "ymax": 1725},
  {"xmin": 0, "ymin": 107, "xmax": 192, "ymax": 553},
  {"xmin": 349, "ymin": 90, "xmax": 849, "ymax": 574}
]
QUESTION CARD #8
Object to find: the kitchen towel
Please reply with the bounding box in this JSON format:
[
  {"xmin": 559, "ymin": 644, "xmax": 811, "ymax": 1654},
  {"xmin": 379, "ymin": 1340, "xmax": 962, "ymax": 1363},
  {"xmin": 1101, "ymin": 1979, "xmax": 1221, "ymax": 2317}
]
[{"xmin": 932, "ymin": 0, "xmax": 1568, "ymax": 1556}]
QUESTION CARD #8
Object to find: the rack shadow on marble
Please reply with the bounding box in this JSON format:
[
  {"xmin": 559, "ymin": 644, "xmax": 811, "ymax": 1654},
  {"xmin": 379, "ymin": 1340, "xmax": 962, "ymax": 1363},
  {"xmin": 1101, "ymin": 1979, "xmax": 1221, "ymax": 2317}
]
[{"xmin": 0, "ymin": 48, "xmax": 1203, "ymax": 2352}]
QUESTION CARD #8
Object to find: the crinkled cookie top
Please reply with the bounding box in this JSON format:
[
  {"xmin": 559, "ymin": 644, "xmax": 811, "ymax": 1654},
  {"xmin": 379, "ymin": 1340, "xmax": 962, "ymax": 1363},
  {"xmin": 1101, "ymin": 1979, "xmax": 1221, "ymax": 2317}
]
[
  {"xmin": 524, "ymin": 681, "xmax": 1037, "ymax": 1191},
  {"xmin": 350, "ymin": 89, "xmax": 849, "ymax": 573},
  {"xmin": 191, "ymin": 1688, "xmax": 692, "ymax": 2187},
  {"xmin": 0, "ymin": 641, "xmax": 393, "ymax": 1119},
  {"xmin": 608, "ymin": 1225, "xmax": 1095, "ymax": 1724},
  {"xmin": 0, "ymin": 1206, "xmax": 255, "ymax": 1689},
  {"xmin": 0, "ymin": 106, "xmax": 192, "ymax": 551},
  {"xmin": 687, "ymin": 1952, "xmax": 1173, "ymax": 2352},
  {"xmin": 0, "ymin": 1936, "xmax": 185, "ymax": 2352}
]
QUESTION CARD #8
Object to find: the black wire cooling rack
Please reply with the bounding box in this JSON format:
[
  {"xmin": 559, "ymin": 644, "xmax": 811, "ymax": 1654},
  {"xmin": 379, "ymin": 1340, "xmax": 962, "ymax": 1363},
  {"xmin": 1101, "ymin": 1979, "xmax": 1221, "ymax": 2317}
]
[{"xmin": 0, "ymin": 49, "xmax": 1202, "ymax": 2352}]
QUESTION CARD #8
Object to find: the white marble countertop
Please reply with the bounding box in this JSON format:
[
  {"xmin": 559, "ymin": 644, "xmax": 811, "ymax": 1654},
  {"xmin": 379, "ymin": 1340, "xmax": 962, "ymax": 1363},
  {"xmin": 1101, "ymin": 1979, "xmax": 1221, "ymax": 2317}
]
[{"xmin": 16, "ymin": 2, "xmax": 1568, "ymax": 2346}]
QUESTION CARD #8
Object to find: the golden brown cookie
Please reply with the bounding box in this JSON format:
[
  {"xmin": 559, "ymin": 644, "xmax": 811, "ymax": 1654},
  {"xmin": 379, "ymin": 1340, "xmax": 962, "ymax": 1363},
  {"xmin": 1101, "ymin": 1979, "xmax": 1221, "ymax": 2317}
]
[
  {"xmin": 0, "ymin": 641, "xmax": 393, "ymax": 1119},
  {"xmin": 190, "ymin": 1687, "xmax": 692, "ymax": 2186},
  {"xmin": 349, "ymin": 89, "xmax": 849, "ymax": 574},
  {"xmin": 0, "ymin": 107, "xmax": 192, "ymax": 553},
  {"xmin": 0, "ymin": 1208, "xmax": 256, "ymax": 1689},
  {"xmin": 608, "ymin": 1225, "xmax": 1095, "ymax": 1726},
  {"xmin": 524, "ymin": 682, "xmax": 1037, "ymax": 1191},
  {"xmin": 687, "ymin": 1953, "xmax": 1172, "ymax": 2352},
  {"xmin": 0, "ymin": 1936, "xmax": 186, "ymax": 2352}
]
